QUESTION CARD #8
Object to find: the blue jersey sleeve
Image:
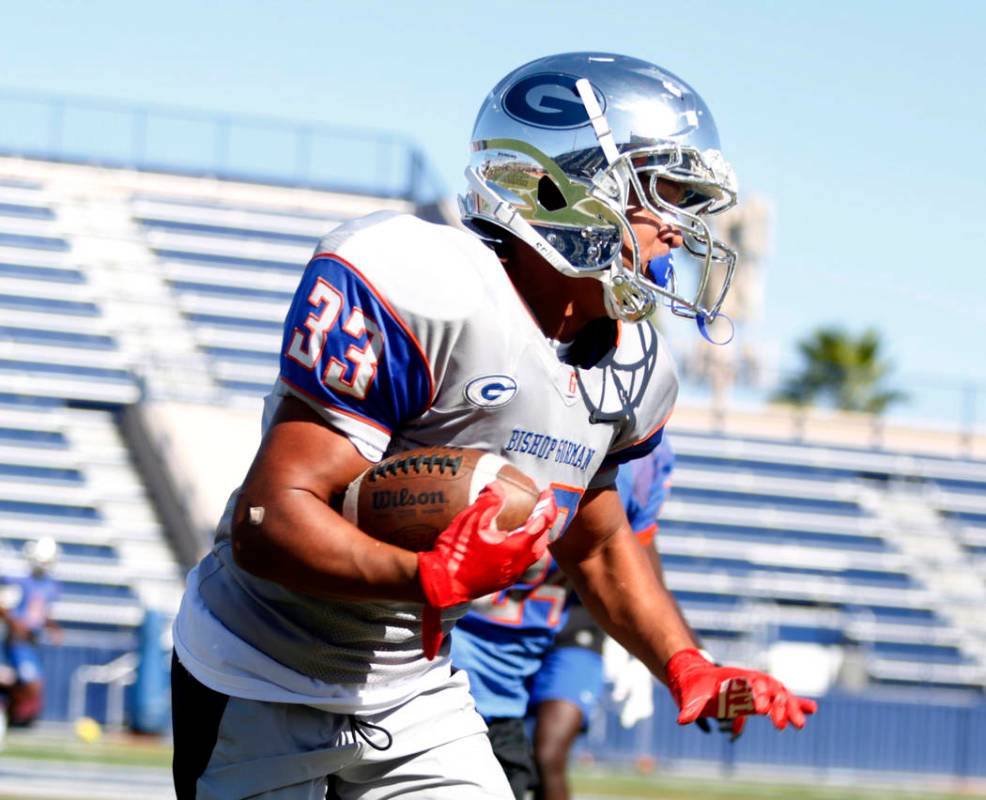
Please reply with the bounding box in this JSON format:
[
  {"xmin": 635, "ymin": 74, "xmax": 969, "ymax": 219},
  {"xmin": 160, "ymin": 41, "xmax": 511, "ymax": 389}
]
[
  {"xmin": 600, "ymin": 423, "xmax": 665, "ymax": 473},
  {"xmin": 615, "ymin": 438, "xmax": 675, "ymax": 534},
  {"xmin": 278, "ymin": 254, "xmax": 433, "ymax": 448}
]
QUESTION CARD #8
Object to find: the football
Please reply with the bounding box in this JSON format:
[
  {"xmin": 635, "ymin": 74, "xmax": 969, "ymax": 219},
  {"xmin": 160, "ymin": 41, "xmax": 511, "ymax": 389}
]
[{"xmin": 341, "ymin": 447, "xmax": 540, "ymax": 551}]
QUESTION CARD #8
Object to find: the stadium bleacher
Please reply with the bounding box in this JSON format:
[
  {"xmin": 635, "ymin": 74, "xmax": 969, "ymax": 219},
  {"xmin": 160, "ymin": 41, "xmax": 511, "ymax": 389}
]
[
  {"xmin": 664, "ymin": 423, "xmax": 986, "ymax": 695},
  {"xmin": 0, "ymin": 133, "xmax": 984, "ymax": 738},
  {"xmin": 0, "ymin": 398, "xmax": 181, "ymax": 626},
  {"xmin": 0, "ymin": 149, "xmax": 424, "ymax": 723},
  {"xmin": 0, "ymin": 178, "xmax": 139, "ymax": 405},
  {"xmin": 133, "ymin": 192, "xmax": 329, "ymax": 399}
]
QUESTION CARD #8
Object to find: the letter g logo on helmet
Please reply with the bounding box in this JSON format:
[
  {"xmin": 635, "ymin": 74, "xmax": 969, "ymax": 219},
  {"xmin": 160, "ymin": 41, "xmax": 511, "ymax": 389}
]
[{"xmin": 502, "ymin": 73, "xmax": 605, "ymax": 129}]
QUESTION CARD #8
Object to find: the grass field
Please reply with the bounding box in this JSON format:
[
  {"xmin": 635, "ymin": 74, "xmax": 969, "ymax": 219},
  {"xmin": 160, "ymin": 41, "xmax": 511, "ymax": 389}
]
[
  {"xmin": 1, "ymin": 731, "xmax": 171, "ymax": 769},
  {"xmin": 2, "ymin": 730, "xmax": 984, "ymax": 800},
  {"xmin": 571, "ymin": 769, "xmax": 986, "ymax": 800}
]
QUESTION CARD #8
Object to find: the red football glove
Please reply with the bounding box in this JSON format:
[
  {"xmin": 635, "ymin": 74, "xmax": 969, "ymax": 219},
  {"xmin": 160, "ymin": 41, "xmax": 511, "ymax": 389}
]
[
  {"xmin": 417, "ymin": 481, "xmax": 556, "ymax": 659},
  {"xmin": 665, "ymin": 648, "xmax": 818, "ymax": 737}
]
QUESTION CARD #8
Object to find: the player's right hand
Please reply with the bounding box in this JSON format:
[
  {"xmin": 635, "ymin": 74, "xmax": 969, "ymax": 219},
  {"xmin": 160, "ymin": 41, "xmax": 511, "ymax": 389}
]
[{"xmin": 417, "ymin": 482, "xmax": 556, "ymax": 659}]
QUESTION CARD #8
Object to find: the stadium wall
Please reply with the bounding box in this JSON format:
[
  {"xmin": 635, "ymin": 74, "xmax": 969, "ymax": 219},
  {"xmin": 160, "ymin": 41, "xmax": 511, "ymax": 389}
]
[
  {"xmin": 121, "ymin": 401, "xmax": 262, "ymax": 568},
  {"xmin": 33, "ymin": 637, "xmax": 986, "ymax": 782},
  {"xmin": 588, "ymin": 689, "xmax": 986, "ymax": 782},
  {"xmin": 673, "ymin": 404, "xmax": 986, "ymax": 460}
]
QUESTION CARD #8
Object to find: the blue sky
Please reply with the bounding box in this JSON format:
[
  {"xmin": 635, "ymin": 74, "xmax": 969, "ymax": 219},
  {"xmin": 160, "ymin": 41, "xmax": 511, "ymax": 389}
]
[{"xmin": 3, "ymin": 1, "xmax": 985, "ymax": 424}]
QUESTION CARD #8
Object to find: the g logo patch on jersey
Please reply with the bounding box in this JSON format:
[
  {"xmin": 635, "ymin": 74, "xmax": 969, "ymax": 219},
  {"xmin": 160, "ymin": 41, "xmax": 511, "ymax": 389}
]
[
  {"xmin": 464, "ymin": 375, "xmax": 518, "ymax": 408},
  {"xmin": 502, "ymin": 73, "xmax": 605, "ymax": 129}
]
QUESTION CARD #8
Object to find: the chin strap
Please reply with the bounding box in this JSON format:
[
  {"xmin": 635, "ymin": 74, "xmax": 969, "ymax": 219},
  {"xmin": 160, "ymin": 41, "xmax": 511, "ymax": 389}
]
[
  {"xmin": 650, "ymin": 254, "xmax": 734, "ymax": 345},
  {"xmin": 606, "ymin": 272, "xmax": 656, "ymax": 322},
  {"xmin": 696, "ymin": 311, "xmax": 735, "ymax": 345}
]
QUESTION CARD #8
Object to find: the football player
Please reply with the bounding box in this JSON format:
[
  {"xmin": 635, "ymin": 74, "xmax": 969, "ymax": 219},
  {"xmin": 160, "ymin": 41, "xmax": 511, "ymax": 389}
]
[
  {"xmin": 0, "ymin": 538, "xmax": 62, "ymax": 731},
  {"xmin": 452, "ymin": 440, "xmax": 676, "ymax": 800},
  {"xmin": 171, "ymin": 52, "xmax": 815, "ymax": 799},
  {"xmin": 536, "ymin": 441, "xmax": 679, "ymax": 800}
]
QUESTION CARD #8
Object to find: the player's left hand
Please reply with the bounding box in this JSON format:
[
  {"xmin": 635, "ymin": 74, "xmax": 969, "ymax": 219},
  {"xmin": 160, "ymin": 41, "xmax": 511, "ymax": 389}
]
[{"xmin": 665, "ymin": 648, "xmax": 817, "ymax": 735}]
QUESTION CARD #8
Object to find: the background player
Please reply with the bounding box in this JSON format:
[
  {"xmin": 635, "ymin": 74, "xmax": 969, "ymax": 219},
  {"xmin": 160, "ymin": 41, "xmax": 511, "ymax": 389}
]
[
  {"xmin": 452, "ymin": 440, "xmax": 676, "ymax": 800},
  {"xmin": 171, "ymin": 52, "xmax": 814, "ymax": 798},
  {"xmin": 531, "ymin": 440, "xmax": 676, "ymax": 800},
  {"xmin": 0, "ymin": 537, "xmax": 62, "ymax": 732}
]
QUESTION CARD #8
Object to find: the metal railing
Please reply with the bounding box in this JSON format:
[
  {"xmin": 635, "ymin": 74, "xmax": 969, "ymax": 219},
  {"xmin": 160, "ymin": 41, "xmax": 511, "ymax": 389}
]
[
  {"xmin": 0, "ymin": 88, "xmax": 445, "ymax": 203},
  {"xmin": 68, "ymin": 651, "xmax": 138, "ymax": 731}
]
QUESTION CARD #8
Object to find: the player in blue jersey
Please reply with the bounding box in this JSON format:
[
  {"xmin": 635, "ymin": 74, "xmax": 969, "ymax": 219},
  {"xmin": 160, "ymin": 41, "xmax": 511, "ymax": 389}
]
[
  {"xmin": 0, "ymin": 538, "xmax": 61, "ymax": 730},
  {"xmin": 453, "ymin": 441, "xmax": 675, "ymax": 800},
  {"xmin": 532, "ymin": 442, "xmax": 677, "ymax": 800},
  {"xmin": 171, "ymin": 53, "xmax": 814, "ymax": 799}
]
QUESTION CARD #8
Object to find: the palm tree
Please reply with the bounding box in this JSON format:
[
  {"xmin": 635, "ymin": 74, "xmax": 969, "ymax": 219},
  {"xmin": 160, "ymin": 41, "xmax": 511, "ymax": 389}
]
[{"xmin": 773, "ymin": 327, "xmax": 905, "ymax": 414}]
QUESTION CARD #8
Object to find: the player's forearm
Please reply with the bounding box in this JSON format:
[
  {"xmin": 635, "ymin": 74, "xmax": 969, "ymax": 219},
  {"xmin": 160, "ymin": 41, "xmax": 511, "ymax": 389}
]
[
  {"xmin": 230, "ymin": 489, "xmax": 426, "ymax": 603},
  {"xmin": 558, "ymin": 529, "xmax": 695, "ymax": 683}
]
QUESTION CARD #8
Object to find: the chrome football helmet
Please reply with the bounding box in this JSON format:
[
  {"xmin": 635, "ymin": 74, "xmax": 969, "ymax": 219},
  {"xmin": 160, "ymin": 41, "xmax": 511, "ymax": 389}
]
[{"xmin": 460, "ymin": 52, "xmax": 738, "ymax": 324}]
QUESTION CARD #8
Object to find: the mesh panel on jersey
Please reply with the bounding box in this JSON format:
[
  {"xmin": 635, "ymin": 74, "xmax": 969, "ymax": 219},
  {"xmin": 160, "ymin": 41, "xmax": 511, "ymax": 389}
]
[{"xmin": 199, "ymin": 543, "xmax": 462, "ymax": 685}]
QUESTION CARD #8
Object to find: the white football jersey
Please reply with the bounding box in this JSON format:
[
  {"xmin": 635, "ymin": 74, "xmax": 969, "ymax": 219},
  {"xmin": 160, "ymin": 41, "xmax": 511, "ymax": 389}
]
[{"xmin": 173, "ymin": 211, "xmax": 677, "ymax": 712}]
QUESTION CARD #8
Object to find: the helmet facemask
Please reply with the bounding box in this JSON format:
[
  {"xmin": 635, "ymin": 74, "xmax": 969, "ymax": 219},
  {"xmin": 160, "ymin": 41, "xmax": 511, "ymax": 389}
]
[{"xmin": 605, "ymin": 143, "xmax": 739, "ymax": 321}]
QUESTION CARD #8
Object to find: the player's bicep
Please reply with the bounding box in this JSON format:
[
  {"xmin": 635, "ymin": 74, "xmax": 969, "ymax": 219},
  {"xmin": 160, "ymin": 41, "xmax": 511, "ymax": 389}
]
[
  {"xmin": 230, "ymin": 396, "xmax": 373, "ymax": 571},
  {"xmin": 238, "ymin": 395, "xmax": 372, "ymax": 506},
  {"xmin": 227, "ymin": 396, "xmax": 424, "ymax": 598}
]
